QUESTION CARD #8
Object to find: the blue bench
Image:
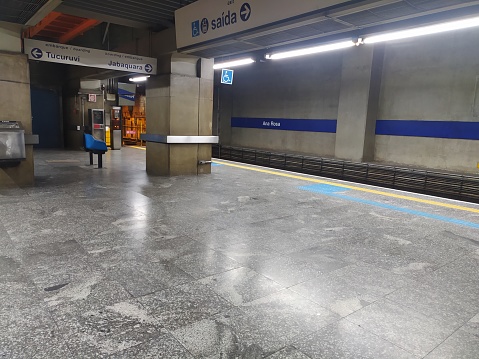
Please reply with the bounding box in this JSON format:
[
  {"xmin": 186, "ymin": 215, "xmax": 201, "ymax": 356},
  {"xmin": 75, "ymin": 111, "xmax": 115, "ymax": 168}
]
[{"xmin": 83, "ymin": 133, "xmax": 108, "ymax": 168}]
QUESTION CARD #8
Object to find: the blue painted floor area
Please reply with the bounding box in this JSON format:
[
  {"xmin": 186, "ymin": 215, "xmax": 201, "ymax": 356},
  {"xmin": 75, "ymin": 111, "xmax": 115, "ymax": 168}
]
[
  {"xmin": 211, "ymin": 163, "xmax": 223, "ymax": 167},
  {"xmin": 299, "ymin": 184, "xmax": 479, "ymax": 230}
]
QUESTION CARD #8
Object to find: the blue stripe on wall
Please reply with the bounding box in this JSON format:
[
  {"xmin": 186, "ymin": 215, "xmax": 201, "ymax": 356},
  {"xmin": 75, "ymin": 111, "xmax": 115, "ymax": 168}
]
[
  {"xmin": 376, "ymin": 120, "xmax": 479, "ymax": 140},
  {"xmin": 231, "ymin": 117, "xmax": 337, "ymax": 133}
]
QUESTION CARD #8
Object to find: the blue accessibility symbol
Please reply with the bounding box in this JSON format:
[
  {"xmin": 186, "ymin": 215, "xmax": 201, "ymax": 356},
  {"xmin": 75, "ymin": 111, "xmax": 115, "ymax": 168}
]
[
  {"xmin": 145, "ymin": 64, "xmax": 153, "ymax": 73},
  {"xmin": 221, "ymin": 69, "xmax": 234, "ymax": 85},
  {"xmin": 31, "ymin": 48, "xmax": 43, "ymax": 59},
  {"xmin": 240, "ymin": 3, "xmax": 251, "ymax": 22},
  {"xmin": 192, "ymin": 20, "xmax": 200, "ymax": 37}
]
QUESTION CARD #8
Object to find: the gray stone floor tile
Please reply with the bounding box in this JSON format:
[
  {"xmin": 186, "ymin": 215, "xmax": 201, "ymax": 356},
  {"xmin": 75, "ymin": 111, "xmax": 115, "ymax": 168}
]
[
  {"xmin": 386, "ymin": 281, "xmax": 479, "ymax": 327},
  {"xmin": 294, "ymin": 319, "xmax": 416, "ymax": 359},
  {"xmin": 110, "ymin": 334, "xmax": 194, "ymax": 358},
  {"xmin": 137, "ymin": 281, "xmax": 234, "ymax": 331},
  {"xmin": 52, "ymin": 299, "xmax": 162, "ymax": 358},
  {"xmin": 42, "ymin": 272, "xmax": 133, "ymax": 312},
  {"xmin": 0, "ymin": 300, "xmax": 72, "ymax": 358},
  {"xmin": 425, "ymin": 328, "xmax": 479, "ymax": 359},
  {"xmin": 0, "ymin": 281, "xmax": 41, "ymax": 311},
  {"xmin": 422, "ymin": 255, "xmax": 479, "ymax": 292},
  {"xmin": 143, "ymin": 236, "xmax": 211, "ymax": 262},
  {"xmin": 286, "ymin": 245, "xmax": 350, "ymax": 273},
  {"xmin": 2, "ymin": 149, "xmax": 479, "ymax": 357},
  {"xmin": 0, "ymin": 324, "xmax": 73, "ymax": 359},
  {"xmin": 266, "ymin": 346, "xmax": 311, "ymax": 358},
  {"xmin": 347, "ymin": 299, "xmax": 457, "ymax": 357},
  {"xmin": 290, "ymin": 263, "xmax": 413, "ymax": 317},
  {"xmin": 217, "ymin": 240, "xmax": 283, "ymax": 268},
  {"xmin": 464, "ymin": 312, "xmax": 479, "ymax": 335},
  {"xmin": 172, "ymin": 317, "xmax": 244, "ymax": 358},
  {"xmin": 248, "ymin": 256, "xmax": 329, "ymax": 287},
  {"xmin": 172, "ymin": 249, "xmax": 242, "ymax": 279},
  {"xmin": 0, "ymin": 255, "xmax": 24, "ymax": 283},
  {"xmin": 22, "ymin": 255, "xmax": 94, "ymax": 290},
  {"xmin": 214, "ymin": 290, "xmax": 340, "ymax": 355},
  {"xmin": 199, "ymin": 267, "xmax": 284, "ymax": 305},
  {"xmin": 102, "ymin": 260, "xmax": 195, "ymax": 297}
]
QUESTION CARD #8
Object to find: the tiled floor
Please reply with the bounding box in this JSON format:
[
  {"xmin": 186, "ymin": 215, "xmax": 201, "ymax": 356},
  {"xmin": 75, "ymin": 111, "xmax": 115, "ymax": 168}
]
[{"xmin": 1, "ymin": 148, "xmax": 478, "ymax": 358}]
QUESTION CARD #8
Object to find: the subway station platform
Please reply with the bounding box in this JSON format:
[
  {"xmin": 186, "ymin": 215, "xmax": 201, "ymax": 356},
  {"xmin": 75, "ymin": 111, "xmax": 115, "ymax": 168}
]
[{"xmin": 1, "ymin": 148, "xmax": 478, "ymax": 358}]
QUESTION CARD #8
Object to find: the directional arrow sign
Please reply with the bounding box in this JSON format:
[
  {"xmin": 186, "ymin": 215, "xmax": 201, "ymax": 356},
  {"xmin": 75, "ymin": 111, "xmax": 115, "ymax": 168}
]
[
  {"xmin": 240, "ymin": 3, "xmax": 251, "ymax": 22},
  {"xmin": 145, "ymin": 64, "xmax": 153, "ymax": 73},
  {"xmin": 31, "ymin": 48, "xmax": 43, "ymax": 59}
]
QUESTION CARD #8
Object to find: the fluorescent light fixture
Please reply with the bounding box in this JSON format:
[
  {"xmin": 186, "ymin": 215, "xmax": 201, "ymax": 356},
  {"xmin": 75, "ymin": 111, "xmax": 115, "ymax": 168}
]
[
  {"xmin": 265, "ymin": 40, "xmax": 356, "ymax": 60},
  {"xmin": 363, "ymin": 16, "xmax": 479, "ymax": 44},
  {"xmin": 129, "ymin": 76, "xmax": 150, "ymax": 82},
  {"xmin": 213, "ymin": 58, "xmax": 255, "ymax": 69}
]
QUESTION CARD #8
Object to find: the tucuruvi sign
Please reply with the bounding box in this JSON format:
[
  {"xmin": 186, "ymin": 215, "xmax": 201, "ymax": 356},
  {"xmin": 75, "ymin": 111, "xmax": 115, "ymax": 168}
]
[{"xmin": 24, "ymin": 39, "xmax": 157, "ymax": 75}]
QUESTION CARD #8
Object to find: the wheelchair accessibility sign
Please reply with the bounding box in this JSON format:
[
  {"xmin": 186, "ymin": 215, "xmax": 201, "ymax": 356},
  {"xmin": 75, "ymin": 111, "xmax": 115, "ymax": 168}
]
[
  {"xmin": 221, "ymin": 69, "xmax": 234, "ymax": 85},
  {"xmin": 192, "ymin": 20, "xmax": 200, "ymax": 37}
]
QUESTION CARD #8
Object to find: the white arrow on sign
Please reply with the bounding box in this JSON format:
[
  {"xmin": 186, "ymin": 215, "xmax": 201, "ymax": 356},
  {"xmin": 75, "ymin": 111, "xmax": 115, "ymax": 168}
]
[
  {"xmin": 240, "ymin": 3, "xmax": 251, "ymax": 21},
  {"xmin": 31, "ymin": 48, "xmax": 42, "ymax": 59}
]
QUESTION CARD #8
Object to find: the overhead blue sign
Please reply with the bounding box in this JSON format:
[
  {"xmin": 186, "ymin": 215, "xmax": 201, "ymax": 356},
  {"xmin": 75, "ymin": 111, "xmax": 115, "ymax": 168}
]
[
  {"xmin": 221, "ymin": 69, "xmax": 234, "ymax": 85},
  {"xmin": 190, "ymin": 2, "xmax": 252, "ymax": 39},
  {"xmin": 231, "ymin": 117, "xmax": 337, "ymax": 133},
  {"xmin": 118, "ymin": 88, "xmax": 135, "ymax": 102}
]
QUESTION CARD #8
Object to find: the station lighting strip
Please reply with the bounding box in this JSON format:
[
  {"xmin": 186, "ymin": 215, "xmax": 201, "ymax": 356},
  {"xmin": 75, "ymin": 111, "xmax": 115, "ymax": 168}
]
[
  {"xmin": 213, "ymin": 58, "xmax": 255, "ymax": 69},
  {"xmin": 129, "ymin": 75, "xmax": 150, "ymax": 82},
  {"xmin": 214, "ymin": 15, "xmax": 479, "ymax": 68}
]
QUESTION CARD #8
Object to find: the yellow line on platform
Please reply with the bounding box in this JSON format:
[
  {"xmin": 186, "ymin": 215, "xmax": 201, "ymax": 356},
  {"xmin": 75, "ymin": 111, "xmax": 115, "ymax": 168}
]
[
  {"xmin": 213, "ymin": 159, "xmax": 479, "ymax": 214},
  {"xmin": 130, "ymin": 146, "xmax": 146, "ymax": 150}
]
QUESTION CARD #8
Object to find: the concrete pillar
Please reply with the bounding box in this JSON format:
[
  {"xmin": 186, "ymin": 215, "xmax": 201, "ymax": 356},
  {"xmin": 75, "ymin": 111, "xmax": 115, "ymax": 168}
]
[
  {"xmin": 146, "ymin": 53, "xmax": 214, "ymax": 176},
  {"xmin": 335, "ymin": 45, "xmax": 385, "ymax": 162},
  {"xmin": 0, "ymin": 24, "xmax": 34, "ymax": 187}
]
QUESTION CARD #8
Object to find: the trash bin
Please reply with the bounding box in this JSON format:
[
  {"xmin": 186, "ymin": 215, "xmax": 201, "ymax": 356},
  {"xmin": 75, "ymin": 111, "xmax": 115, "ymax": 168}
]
[{"xmin": 0, "ymin": 121, "xmax": 26, "ymax": 166}]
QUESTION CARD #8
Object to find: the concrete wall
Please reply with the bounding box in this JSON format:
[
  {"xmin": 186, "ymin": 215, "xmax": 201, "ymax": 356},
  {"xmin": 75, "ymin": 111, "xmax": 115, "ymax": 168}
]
[
  {"xmin": 0, "ymin": 52, "xmax": 34, "ymax": 186},
  {"xmin": 376, "ymin": 30, "xmax": 479, "ymax": 173},
  {"xmin": 0, "ymin": 22, "xmax": 22, "ymax": 53},
  {"xmin": 218, "ymin": 28, "xmax": 479, "ymax": 173},
  {"xmin": 218, "ymin": 52, "xmax": 342, "ymax": 157}
]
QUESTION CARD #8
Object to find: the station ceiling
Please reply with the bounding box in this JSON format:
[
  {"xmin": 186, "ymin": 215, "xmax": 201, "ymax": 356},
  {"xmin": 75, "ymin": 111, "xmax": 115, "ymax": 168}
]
[
  {"xmin": 0, "ymin": 0, "xmax": 197, "ymax": 29},
  {"xmin": 182, "ymin": 0, "xmax": 479, "ymax": 58},
  {"xmin": 2, "ymin": 0, "xmax": 479, "ymax": 59}
]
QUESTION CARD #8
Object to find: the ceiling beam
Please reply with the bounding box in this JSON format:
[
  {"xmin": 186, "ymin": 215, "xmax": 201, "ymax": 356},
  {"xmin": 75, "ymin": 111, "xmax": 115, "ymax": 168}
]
[
  {"xmin": 56, "ymin": 4, "xmax": 156, "ymax": 28},
  {"xmin": 25, "ymin": 0, "xmax": 63, "ymax": 26},
  {"xmin": 59, "ymin": 18, "xmax": 101, "ymax": 43},
  {"xmin": 25, "ymin": 11, "xmax": 62, "ymax": 38}
]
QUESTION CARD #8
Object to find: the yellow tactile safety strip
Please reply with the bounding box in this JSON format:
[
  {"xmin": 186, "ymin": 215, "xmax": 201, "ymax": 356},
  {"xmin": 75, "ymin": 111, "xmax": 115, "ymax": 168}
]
[
  {"xmin": 213, "ymin": 159, "xmax": 479, "ymax": 215},
  {"xmin": 129, "ymin": 146, "xmax": 146, "ymax": 150}
]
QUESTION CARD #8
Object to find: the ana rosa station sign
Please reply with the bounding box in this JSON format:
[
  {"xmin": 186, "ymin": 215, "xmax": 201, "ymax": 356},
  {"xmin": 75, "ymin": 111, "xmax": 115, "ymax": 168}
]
[{"xmin": 24, "ymin": 39, "xmax": 157, "ymax": 75}]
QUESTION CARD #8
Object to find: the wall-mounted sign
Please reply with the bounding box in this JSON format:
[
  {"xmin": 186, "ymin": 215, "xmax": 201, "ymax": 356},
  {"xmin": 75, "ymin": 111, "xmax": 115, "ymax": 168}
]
[
  {"xmin": 175, "ymin": 0, "xmax": 351, "ymax": 50},
  {"xmin": 24, "ymin": 39, "xmax": 157, "ymax": 75},
  {"xmin": 88, "ymin": 94, "xmax": 97, "ymax": 102},
  {"xmin": 118, "ymin": 83, "xmax": 136, "ymax": 106},
  {"xmin": 231, "ymin": 117, "xmax": 337, "ymax": 133},
  {"xmin": 220, "ymin": 69, "xmax": 234, "ymax": 85}
]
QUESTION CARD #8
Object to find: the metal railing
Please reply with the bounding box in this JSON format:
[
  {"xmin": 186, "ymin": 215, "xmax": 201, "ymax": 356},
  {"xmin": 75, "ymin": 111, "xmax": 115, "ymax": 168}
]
[{"xmin": 212, "ymin": 145, "xmax": 479, "ymax": 204}]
